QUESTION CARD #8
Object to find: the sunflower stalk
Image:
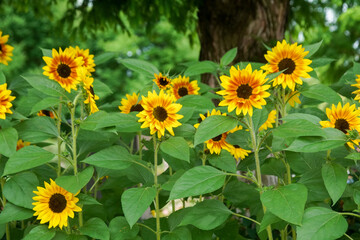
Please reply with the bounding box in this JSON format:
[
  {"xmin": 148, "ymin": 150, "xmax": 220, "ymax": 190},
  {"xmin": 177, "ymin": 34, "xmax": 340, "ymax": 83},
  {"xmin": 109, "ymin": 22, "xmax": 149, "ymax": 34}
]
[
  {"xmin": 57, "ymin": 97, "xmax": 63, "ymax": 177},
  {"xmin": 153, "ymin": 135, "xmax": 161, "ymax": 240}
]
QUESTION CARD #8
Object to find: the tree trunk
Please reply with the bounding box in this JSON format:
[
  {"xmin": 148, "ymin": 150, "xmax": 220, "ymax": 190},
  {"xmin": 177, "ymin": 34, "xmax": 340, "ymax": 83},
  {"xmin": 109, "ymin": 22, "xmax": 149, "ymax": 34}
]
[{"xmin": 197, "ymin": 0, "xmax": 290, "ymax": 86}]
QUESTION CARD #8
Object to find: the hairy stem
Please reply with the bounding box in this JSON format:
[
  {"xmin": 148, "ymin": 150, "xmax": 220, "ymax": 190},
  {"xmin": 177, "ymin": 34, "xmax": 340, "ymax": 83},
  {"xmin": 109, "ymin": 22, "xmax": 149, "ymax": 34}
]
[{"xmin": 153, "ymin": 135, "xmax": 161, "ymax": 240}]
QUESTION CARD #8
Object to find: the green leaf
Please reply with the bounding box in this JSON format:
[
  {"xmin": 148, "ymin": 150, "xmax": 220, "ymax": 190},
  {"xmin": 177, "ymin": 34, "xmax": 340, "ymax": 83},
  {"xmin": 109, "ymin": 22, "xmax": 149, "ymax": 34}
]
[
  {"xmin": 118, "ymin": 58, "xmax": 159, "ymax": 77},
  {"xmin": 194, "ymin": 115, "xmax": 238, "ymax": 146},
  {"xmin": 220, "ymin": 48, "xmax": 237, "ymax": 66},
  {"xmin": 259, "ymin": 212, "xmax": 282, "ymax": 233},
  {"xmin": 160, "ymin": 137, "xmax": 189, "ymax": 162},
  {"xmin": 303, "ymin": 40, "xmax": 323, "ymax": 58},
  {"xmin": 0, "ymin": 70, "xmax": 6, "ymax": 84},
  {"xmin": 109, "ymin": 216, "xmax": 139, "ymax": 240},
  {"xmin": 77, "ymin": 193, "xmax": 102, "ymax": 206},
  {"xmin": 301, "ymin": 84, "xmax": 341, "ymax": 105},
  {"xmin": 93, "ymin": 79, "xmax": 113, "ymax": 98},
  {"xmin": 0, "ymin": 203, "xmax": 33, "ymax": 224},
  {"xmin": 311, "ymin": 58, "xmax": 335, "ymax": 68},
  {"xmin": 321, "ymin": 162, "xmax": 347, "ymax": 205},
  {"xmin": 261, "ymin": 183, "xmax": 308, "ymax": 225},
  {"xmin": 272, "ymin": 119, "xmax": 325, "ymax": 138},
  {"xmin": 179, "ymin": 200, "xmax": 231, "ymax": 230},
  {"xmin": 21, "ymin": 74, "xmax": 65, "ymax": 97},
  {"xmin": 163, "ymin": 226, "xmax": 192, "ymax": 240},
  {"xmin": 31, "ymin": 97, "xmax": 61, "ymax": 114},
  {"xmin": 0, "ymin": 127, "xmax": 18, "ymax": 157},
  {"xmin": 208, "ymin": 150, "xmax": 237, "ymax": 173},
  {"xmin": 94, "ymin": 52, "xmax": 116, "ymax": 65},
  {"xmin": 282, "ymin": 113, "xmax": 321, "ymax": 125},
  {"xmin": 3, "ymin": 172, "xmax": 39, "ymax": 209},
  {"xmin": 121, "ymin": 187, "xmax": 157, "ymax": 228},
  {"xmin": 16, "ymin": 116, "xmax": 58, "ymax": 142},
  {"xmin": 80, "ymin": 217, "xmax": 110, "ymax": 240},
  {"xmin": 56, "ymin": 167, "xmax": 94, "ymax": 194},
  {"xmin": 354, "ymin": 190, "xmax": 360, "ymax": 206},
  {"xmin": 23, "ymin": 225, "xmax": 56, "ymax": 240},
  {"xmin": 354, "ymin": 61, "xmax": 360, "ymax": 75},
  {"xmin": 299, "ymin": 168, "xmax": 329, "ymax": 202},
  {"xmin": 169, "ymin": 166, "xmax": 226, "ymax": 200},
  {"xmin": 261, "ymin": 157, "xmax": 286, "ymax": 178},
  {"xmin": 297, "ymin": 207, "xmax": 347, "ymax": 240},
  {"xmin": 40, "ymin": 48, "xmax": 52, "ymax": 57},
  {"xmin": 345, "ymin": 152, "xmax": 360, "ymax": 161},
  {"xmin": 176, "ymin": 95, "xmax": 215, "ymax": 111},
  {"xmin": 3, "ymin": 146, "xmax": 55, "ymax": 176},
  {"xmin": 82, "ymin": 146, "xmax": 136, "ymax": 170},
  {"xmin": 184, "ymin": 61, "xmax": 218, "ymax": 76},
  {"xmin": 266, "ymin": 69, "xmax": 285, "ymax": 81},
  {"xmin": 162, "ymin": 170, "xmax": 185, "ymax": 191}
]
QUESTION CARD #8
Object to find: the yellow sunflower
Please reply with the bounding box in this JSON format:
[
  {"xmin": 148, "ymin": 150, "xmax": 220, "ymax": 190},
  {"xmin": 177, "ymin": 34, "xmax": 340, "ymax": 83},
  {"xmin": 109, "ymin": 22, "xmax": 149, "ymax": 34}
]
[
  {"xmin": 351, "ymin": 75, "xmax": 360, "ymax": 101},
  {"xmin": 32, "ymin": 179, "xmax": 82, "ymax": 229},
  {"xmin": 69, "ymin": 46, "xmax": 96, "ymax": 75},
  {"xmin": 43, "ymin": 48, "xmax": 83, "ymax": 93},
  {"xmin": 0, "ymin": 31, "xmax": 14, "ymax": 65},
  {"xmin": 227, "ymin": 145, "xmax": 251, "ymax": 160},
  {"xmin": 0, "ymin": 83, "xmax": 15, "ymax": 119},
  {"xmin": 261, "ymin": 40, "xmax": 313, "ymax": 91},
  {"xmin": 217, "ymin": 64, "xmax": 270, "ymax": 116},
  {"xmin": 259, "ymin": 110, "xmax": 277, "ymax": 131},
  {"xmin": 78, "ymin": 67, "xmax": 99, "ymax": 114},
  {"xmin": 37, "ymin": 110, "xmax": 55, "ymax": 119},
  {"xmin": 153, "ymin": 73, "xmax": 171, "ymax": 90},
  {"xmin": 170, "ymin": 75, "xmax": 200, "ymax": 100},
  {"xmin": 119, "ymin": 92, "xmax": 144, "ymax": 114},
  {"xmin": 16, "ymin": 139, "xmax": 30, "ymax": 151},
  {"xmin": 286, "ymin": 90, "xmax": 301, "ymax": 107},
  {"xmin": 136, "ymin": 90, "xmax": 183, "ymax": 138}
]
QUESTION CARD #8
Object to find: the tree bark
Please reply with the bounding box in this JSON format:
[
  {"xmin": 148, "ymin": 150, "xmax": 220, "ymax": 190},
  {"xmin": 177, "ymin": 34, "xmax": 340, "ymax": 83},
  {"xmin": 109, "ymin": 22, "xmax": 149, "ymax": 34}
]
[{"xmin": 197, "ymin": 0, "xmax": 290, "ymax": 85}]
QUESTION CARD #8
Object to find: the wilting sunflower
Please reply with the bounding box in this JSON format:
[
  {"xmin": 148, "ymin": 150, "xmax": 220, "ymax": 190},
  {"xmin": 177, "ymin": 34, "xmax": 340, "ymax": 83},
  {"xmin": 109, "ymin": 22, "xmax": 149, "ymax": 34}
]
[
  {"xmin": 38, "ymin": 110, "xmax": 55, "ymax": 119},
  {"xmin": 285, "ymin": 90, "xmax": 301, "ymax": 107},
  {"xmin": 153, "ymin": 73, "xmax": 171, "ymax": 90},
  {"xmin": 119, "ymin": 92, "xmax": 143, "ymax": 114},
  {"xmin": 261, "ymin": 40, "xmax": 313, "ymax": 91},
  {"xmin": 0, "ymin": 31, "xmax": 14, "ymax": 65},
  {"xmin": 16, "ymin": 139, "xmax": 30, "ymax": 151},
  {"xmin": 137, "ymin": 90, "xmax": 183, "ymax": 138},
  {"xmin": 217, "ymin": 64, "xmax": 270, "ymax": 116},
  {"xmin": 32, "ymin": 179, "xmax": 82, "ymax": 229},
  {"xmin": 170, "ymin": 75, "xmax": 200, "ymax": 100},
  {"xmin": 43, "ymin": 48, "xmax": 83, "ymax": 93},
  {"xmin": 0, "ymin": 83, "xmax": 15, "ymax": 119},
  {"xmin": 259, "ymin": 110, "xmax": 277, "ymax": 131},
  {"xmin": 78, "ymin": 67, "xmax": 99, "ymax": 114},
  {"xmin": 320, "ymin": 103, "xmax": 360, "ymax": 134},
  {"xmin": 227, "ymin": 145, "xmax": 251, "ymax": 160},
  {"xmin": 69, "ymin": 46, "xmax": 95, "ymax": 75}
]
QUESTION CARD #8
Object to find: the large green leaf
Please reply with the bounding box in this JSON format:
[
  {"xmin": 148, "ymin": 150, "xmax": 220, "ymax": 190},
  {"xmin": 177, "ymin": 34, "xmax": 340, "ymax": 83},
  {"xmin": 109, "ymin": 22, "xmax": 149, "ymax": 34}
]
[
  {"xmin": 194, "ymin": 115, "xmax": 238, "ymax": 146},
  {"xmin": 301, "ymin": 84, "xmax": 341, "ymax": 105},
  {"xmin": 220, "ymin": 48, "xmax": 237, "ymax": 66},
  {"xmin": 282, "ymin": 113, "xmax": 321, "ymax": 125},
  {"xmin": 30, "ymin": 97, "xmax": 61, "ymax": 114},
  {"xmin": 80, "ymin": 217, "xmax": 110, "ymax": 240},
  {"xmin": 299, "ymin": 168, "xmax": 329, "ymax": 202},
  {"xmin": 16, "ymin": 116, "xmax": 58, "ymax": 142},
  {"xmin": 176, "ymin": 95, "xmax": 215, "ymax": 111},
  {"xmin": 163, "ymin": 226, "xmax": 192, "ymax": 240},
  {"xmin": 273, "ymin": 119, "xmax": 324, "ymax": 138},
  {"xmin": 21, "ymin": 74, "xmax": 65, "ymax": 97},
  {"xmin": 179, "ymin": 200, "xmax": 232, "ymax": 230},
  {"xmin": 184, "ymin": 61, "xmax": 218, "ymax": 76},
  {"xmin": 321, "ymin": 162, "xmax": 347, "ymax": 205},
  {"xmin": 121, "ymin": 187, "xmax": 157, "ymax": 228},
  {"xmin": 109, "ymin": 216, "xmax": 139, "ymax": 240},
  {"xmin": 311, "ymin": 58, "xmax": 335, "ymax": 68},
  {"xmin": 303, "ymin": 40, "xmax": 323, "ymax": 58},
  {"xmin": 0, "ymin": 203, "xmax": 33, "ymax": 224},
  {"xmin": 160, "ymin": 137, "xmax": 189, "ymax": 162},
  {"xmin": 259, "ymin": 211, "xmax": 282, "ymax": 233},
  {"xmin": 118, "ymin": 58, "xmax": 159, "ymax": 77},
  {"xmin": 297, "ymin": 207, "xmax": 347, "ymax": 240},
  {"xmin": 0, "ymin": 127, "xmax": 18, "ymax": 157},
  {"xmin": 3, "ymin": 146, "xmax": 55, "ymax": 176},
  {"xmin": 23, "ymin": 225, "xmax": 56, "ymax": 240},
  {"xmin": 82, "ymin": 145, "xmax": 136, "ymax": 170},
  {"xmin": 169, "ymin": 166, "xmax": 226, "ymax": 200},
  {"xmin": 208, "ymin": 150, "xmax": 237, "ymax": 173},
  {"xmin": 94, "ymin": 52, "xmax": 116, "ymax": 65},
  {"xmin": 0, "ymin": 69, "xmax": 6, "ymax": 84},
  {"xmin": 3, "ymin": 172, "xmax": 39, "ymax": 209},
  {"xmin": 260, "ymin": 183, "xmax": 307, "ymax": 225},
  {"xmin": 56, "ymin": 167, "xmax": 94, "ymax": 194}
]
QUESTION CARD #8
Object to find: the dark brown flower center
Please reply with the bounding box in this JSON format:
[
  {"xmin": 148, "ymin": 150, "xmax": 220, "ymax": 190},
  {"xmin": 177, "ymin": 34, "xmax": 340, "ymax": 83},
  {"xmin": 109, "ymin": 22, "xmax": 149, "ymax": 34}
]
[
  {"xmin": 236, "ymin": 84, "xmax": 253, "ymax": 99},
  {"xmin": 89, "ymin": 86, "xmax": 95, "ymax": 96},
  {"xmin": 233, "ymin": 145, "xmax": 240, "ymax": 148},
  {"xmin": 42, "ymin": 110, "xmax": 51, "ymax": 117},
  {"xmin": 212, "ymin": 134, "xmax": 223, "ymax": 142},
  {"xmin": 0, "ymin": 44, "xmax": 2, "ymax": 53},
  {"xmin": 57, "ymin": 63, "xmax": 71, "ymax": 78},
  {"xmin": 335, "ymin": 118, "xmax": 350, "ymax": 133},
  {"xmin": 178, "ymin": 87, "xmax": 188, "ymax": 97},
  {"xmin": 159, "ymin": 77, "xmax": 169, "ymax": 86},
  {"xmin": 278, "ymin": 58, "xmax": 296, "ymax": 75},
  {"xmin": 130, "ymin": 104, "xmax": 144, "ymax": 112},
  {"xmin": 197, "ymin": 113, "xmax": 208, "ymax": 124},
  {"xmin": 153, "ymin": 106, "xmax": 168, "ymax": 122},
  {"xmin": 49, "ymin": 193, "xmax": 67, "ymax": 213}
]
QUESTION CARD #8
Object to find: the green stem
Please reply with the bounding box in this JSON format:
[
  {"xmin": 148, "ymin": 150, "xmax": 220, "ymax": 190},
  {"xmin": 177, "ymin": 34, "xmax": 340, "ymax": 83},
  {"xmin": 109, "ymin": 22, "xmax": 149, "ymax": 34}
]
[
  {"xmin": 137, "ymin": 223, "xmax": 156, "ymax": 234},
  {"xmin": 57, "ymin": 97, "xmax": 63, "ymax": 177},
  {"xmin": 292, "ymin": 227, "xmax": 297, "ymax": 240},
  {"xmin": 226, "ymin": 173, "xmax": 258, "ymax": 186},
  {"xmin": 138, "ymin": 131, "xmax": 143, "ymax": 161},
  {"xmin": 344, "ymin": 233, "xmax": 354, "ymax": 240},
  {"xmin": 341, "ymin": 212, "xmax": 360, "ymax": 218},
  {"xmin": 169, "ymin": 167, "xmax": 176, "ymax": 213},
  {"xmin": 1, "ymin": 178, "xmax": 10, "ymax": 240},
  {"xmin": 70, "ymin": 106, "xmax": 78, "ymax": 175},
  {"xmin": 231, "ymin": 211, "xmax": 260, "ymax": 225},
  {"xmin": 153, "ymin": 135, "xmax": 161, "ymax": 240}
]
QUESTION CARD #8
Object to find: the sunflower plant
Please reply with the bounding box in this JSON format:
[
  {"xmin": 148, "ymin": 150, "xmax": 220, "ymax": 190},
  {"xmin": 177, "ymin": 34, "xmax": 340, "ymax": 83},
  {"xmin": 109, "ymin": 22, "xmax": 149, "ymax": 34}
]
[{"xmin": 2, "ymin": 36, "xmax": 360, "ymax": 240}]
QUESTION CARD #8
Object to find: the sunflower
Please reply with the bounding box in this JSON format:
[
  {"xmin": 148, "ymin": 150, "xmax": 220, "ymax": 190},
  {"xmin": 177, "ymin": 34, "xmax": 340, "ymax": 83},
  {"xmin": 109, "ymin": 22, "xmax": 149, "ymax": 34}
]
[
  {"xmin": 170, "ymin": 75, "xmax": 200, "ymax": 100},
  {"xmin": 351, "ymin": 75, "xmax": 360, "ymax": 102},
  {"xmin": 227, "ymin": 145, "xmax": 251, "ymax": 160},
  {"xmin": 0, "ymin": 31, "xmax": 14, "ymax": 66},
  {"xmin": 32, "ymin": 179, "xmax": 82, "ymax": 229},
  {"xmin": 119, "ymin": 92, "xmax": 144, "ymax": 114},
  {"xmin": 153, "ymin": 73, "xmax": 171, "ymax": 90},
  {"xmin": 217, "ymin": 64, "xmax": 270, "ymax": 116},
  {"xmin": 43, "ymin": 48, "xmax": 83, "ymax": 93},
  {"xmin": 259, "ymin": 110, "xmax": 277, "ymax": 131},
  {"xmin": 77, "ymin": 67, "xmax": 99, "ymax": 114},
  {"xmin": 261, "ymin": 40, "xmax": 313, "ymax": 91},
  {"xmin": 16, "ymin": 139, "xmax": 30, "ymax": 151},
  {"xmin": 69, "ymin": 46, "xmax": 95, "ymax": 75},
  {"xmin": 136, "ymin": 90, "xmax": 183, "ymax": 138},
  {"xmin": 286, "ymin": 90, "xmax": 301, "ymax": 107},
  {"xmin": 0, "ymin": 83, "xmax": 15, "ymax": 119},
  {"xmin": 38, "ymin": 110, "xmax": 55, "ymax": 119}
]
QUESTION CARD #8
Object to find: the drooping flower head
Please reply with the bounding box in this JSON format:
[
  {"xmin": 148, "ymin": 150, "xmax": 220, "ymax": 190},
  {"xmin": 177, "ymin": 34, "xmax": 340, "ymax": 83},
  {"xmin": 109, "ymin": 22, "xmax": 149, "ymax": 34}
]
[
  {"xmin": 170, "ymin": 75, "xmax": 200, "ymax": 100},
  {"xmin": 78, "ymin": 67, "xmax": 99, "ymax": 114},
  {"xmin": 217, "ymin": 64, "xmax": 270, "ymax": 116},
  {"xmin": 42, "ymin": 48, "xmax": 83, "ymax": 93},
  {"xmin": 119, "ymin": 92, "xmax": 144, "ymax": 114},
  {"xmin": 0, "ymin": 31, "xmax": 14, "ymax": 66},
  {"xmin": 0, "ymin": 83, "xmax": 15, "ymax": 119},
  {"xmin": 16, "ymin": 139, "xmax": 30, "ymax": 151},
  {"xmin": 32, "ymin": 179, "xmax": 82, "ymax": 229},
  {"xmin": 261, "ymin": 40, "xmax": 313, "ymax": 91},
  {"xmin": 69, "ymin": 46, "xmax": 95, "ymax": 75},
  {"xmin": 153, "ymin": 73, "xmax": 171, "ymax": 90},
  {"xmin": 259, "ymin": 110, "xmax": 277, "ymax": 131},
  {"xmin": 137, "ymin": 90, "xmax": 183, "ymax": 138}
]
